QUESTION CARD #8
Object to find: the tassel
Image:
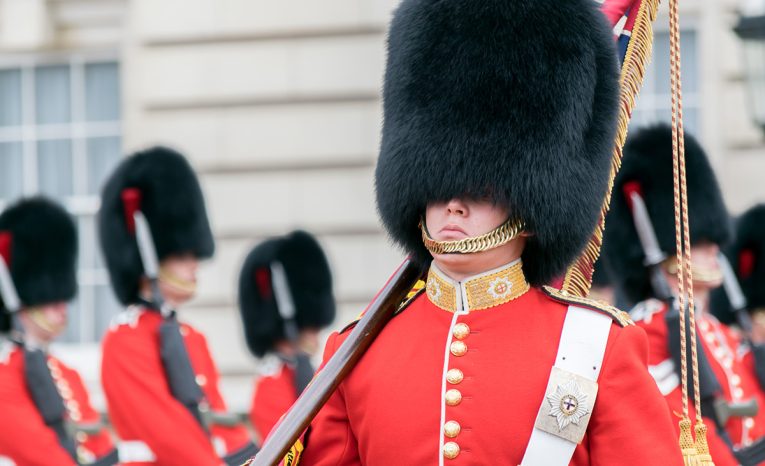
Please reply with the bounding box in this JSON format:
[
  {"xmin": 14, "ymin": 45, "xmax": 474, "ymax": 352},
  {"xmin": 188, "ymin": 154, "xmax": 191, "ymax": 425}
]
[
  {"xmin": 679, "ymin": 418, "xmax": 701, "ymax": 466},
  {"xmin": 692, "ymin": 421, "xmax": 715, "ymax": 466}
]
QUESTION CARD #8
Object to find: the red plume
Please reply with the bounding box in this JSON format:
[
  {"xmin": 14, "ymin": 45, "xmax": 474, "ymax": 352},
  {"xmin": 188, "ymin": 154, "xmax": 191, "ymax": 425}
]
[
  {"xmin": 622, "ymin": 181, "xmax": 644, "ymax": 212},
  {"xmin": 739, "ymin": 249, "xmax": 756, "ymax": 279},
  {"xmin": 121, "ymin": 188, "xmax": 142, "ymax": 235},
  {"xmin": 254, "ymin": 267, "xmax": 272, "ymax": 299},
  {"xmin": 0, "ymin": 232, "xmax": 11, "ymax": 267}
]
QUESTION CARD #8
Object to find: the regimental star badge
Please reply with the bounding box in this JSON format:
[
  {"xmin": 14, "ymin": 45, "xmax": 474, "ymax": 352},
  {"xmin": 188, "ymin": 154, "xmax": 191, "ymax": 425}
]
[
  {"xmin": 487, "ymin": 277, "xmax": 513, "ymax": 299},
  {"xmin": 547, "ymin": 379, "xmax": 589, "ymax": 431}
]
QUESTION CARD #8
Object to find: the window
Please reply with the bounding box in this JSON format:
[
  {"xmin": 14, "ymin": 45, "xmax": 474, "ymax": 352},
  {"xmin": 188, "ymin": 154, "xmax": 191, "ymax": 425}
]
[
  {"xmin": 631, "ymin": 29, "xmax": 701, "ymax": 134},
  {"xmin": 0, "ymin": 57, "xmax": 122, "ymax": 343}
]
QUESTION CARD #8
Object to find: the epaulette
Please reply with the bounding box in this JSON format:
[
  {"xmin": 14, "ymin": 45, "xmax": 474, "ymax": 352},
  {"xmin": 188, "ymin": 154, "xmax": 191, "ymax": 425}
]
[
  {"xmin": 542, "ymin": 285, "xmax": 634, "ymax": 327},
  {"xmin": 338, "ymin": 280, "xmax": 426, "ymax": 335}
]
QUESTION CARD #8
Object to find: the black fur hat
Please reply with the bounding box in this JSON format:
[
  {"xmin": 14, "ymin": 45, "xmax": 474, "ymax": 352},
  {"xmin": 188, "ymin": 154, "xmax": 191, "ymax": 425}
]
[
  {"xmin": 711, "ymin": 205, "xmax": 765, "ymax": 323},
  {"xmin": 0, "ymin": 197, "xmax": 78, "ymax": 331},
  {"xmin": 602, "ymin": 125, "xmax": 731, "ymax": 304},
  {"xmin": 239, "ymin": 231, "xmax": 335, "ymax": 357},
  {"xmin": 374, "ymin": 0, "xmax": 620, "ymax": 286},
  {"xmin": 98, "ymin": 146, "xmax": 214, "ymax": 305}
]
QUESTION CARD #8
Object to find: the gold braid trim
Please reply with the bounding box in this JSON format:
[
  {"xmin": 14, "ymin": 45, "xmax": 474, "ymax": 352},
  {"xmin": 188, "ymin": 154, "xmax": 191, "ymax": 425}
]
[
  {"xmin": 542, "ymin": 286, "xmax": 633, "ymax": 327},
  {"xmin": 421, "ymin": 218, "xmax": 525, "ymax": 255},
  {"xmin": 562, "ymin": 0, "xmax": 660, "ymax": 297}
]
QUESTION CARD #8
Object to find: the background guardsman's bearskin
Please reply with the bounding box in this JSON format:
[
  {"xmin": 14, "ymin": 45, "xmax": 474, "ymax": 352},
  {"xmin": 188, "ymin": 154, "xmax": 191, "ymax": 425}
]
[
  {"xmin": 239, "ymin": 230, "xmax": 335, "ymax": 357},
  {"xmin": 98, "ymin": 146, "xmax": 214, "ymax": 305},
  {"xmin": 374, "ymin": 0, "xmax": 620, "ymax": 285},
  {"xmin": 711, "ymin": 204, "xmax": 765, "ymax": 325},
  {"xmin": 0, "ymin": 197, "xmax": 77, "ymax": 332},
  {"xmin": 602, "ymin": 124, "xmax": 731, "ymax": 305}
]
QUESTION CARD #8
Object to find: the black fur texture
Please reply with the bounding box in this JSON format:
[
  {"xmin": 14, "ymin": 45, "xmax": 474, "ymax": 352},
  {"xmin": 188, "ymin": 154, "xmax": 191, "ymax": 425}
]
[
  {"xmin": 374, "ymin": 0, "xmax": 620, "ymax": 285},
  {"xmin": 602, "ymin": 125, "xmax": 731, "ymax": 305},
  {"xmin": 711, "ymin": 205, "xmax": 765, "ymax": 323},
  {"xmin": 98, "ymin": 147, "xmax": 214, "ymax": 305},
  {"xmin": 0, "ymin": 197, "xmax": 77, "ymax": 330},
  {"xmin": 239, "ymin": 231, "xmax": 335, "ymax": 357}
]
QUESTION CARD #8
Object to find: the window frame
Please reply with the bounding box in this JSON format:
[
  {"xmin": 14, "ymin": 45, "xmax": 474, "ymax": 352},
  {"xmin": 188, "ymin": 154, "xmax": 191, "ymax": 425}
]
[{"xmin": 0, "ymin": 50, "xmax": 122, "ymax": 346}]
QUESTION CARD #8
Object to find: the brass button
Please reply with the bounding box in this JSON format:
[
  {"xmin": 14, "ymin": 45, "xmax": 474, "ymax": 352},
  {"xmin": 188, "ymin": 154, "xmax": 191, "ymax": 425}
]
[
  {"xmin": 58, "ymin": 385, "xmax": 73, "ymax": 400},
  {"xmin": 195, "ymin": 374, "xmax": 207, "ymax": 386},
  {"xmin": 446, "ymin": 368, "xmax": 464, "ymax": 385},
  {"xmin": 76, "ymin": 432, "xmax": 88, "ymax": 442},
  {"xmin": 443, "ymin": 441, "xmax": 460, "ymax": 459},
  {"xmin": 180, "ymin": 326, "xmax": 190, "ymax": 337},
  {"xmin": 444, "ymin": 420, "xmax": 461, "ymax": 438},
  {"xmin": 453, "ymin": 323, "xmax": 470, "ymax": 340},
  {"xmin": 445, "ymin": 389, "xmax": 462, "ymax": 406},
  {"xmin": 450, "ymin": 340, "xmax": 468, "ymax": 357},
  {"xmin": 70, "ymin": 410, "xmax": 82, "ymax": 422}
]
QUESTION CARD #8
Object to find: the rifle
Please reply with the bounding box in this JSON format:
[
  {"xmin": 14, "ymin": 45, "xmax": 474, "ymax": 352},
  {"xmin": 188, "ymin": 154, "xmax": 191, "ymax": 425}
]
[{"xmin": 252, "ymin": 258, "xmax": 423, "ymax": 465}]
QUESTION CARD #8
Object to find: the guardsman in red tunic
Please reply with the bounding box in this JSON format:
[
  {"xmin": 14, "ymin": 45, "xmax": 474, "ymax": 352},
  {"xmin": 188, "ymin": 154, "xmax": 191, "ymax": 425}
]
[
  {"xmin": 97, "ymin": 147, "xmax": 258, "ymax": 465},
  {"xmin": 273, "ymin": 0, "xmax": 685, "ymax": 464},
  {"xmin": 602, "ymin": 125, "xmax": 765, "ymax": 465},
  {"xmin": 0, "ymin": 197, "xmax": 118, "ymax": 466},
  {"xmin": 239, "ymin": 231, "xmax": 336, "ymax": 441}
]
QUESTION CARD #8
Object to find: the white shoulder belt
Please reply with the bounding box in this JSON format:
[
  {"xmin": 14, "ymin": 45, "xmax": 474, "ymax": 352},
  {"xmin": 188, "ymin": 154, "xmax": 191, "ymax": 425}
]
[{"xmin": 520, "ymin": 305, "xmax": 613, "ymax": 466}]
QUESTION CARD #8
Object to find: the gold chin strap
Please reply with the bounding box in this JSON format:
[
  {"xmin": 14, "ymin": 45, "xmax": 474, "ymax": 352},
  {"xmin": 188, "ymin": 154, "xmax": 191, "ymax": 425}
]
[
  {"xmin": 663, "ymin": 256, "xmax": 723, "ymax": 285},
  {"xmin": 26, "ymin": 308, "xmax": 63, "ymax": 334},
  {"xmin": 420, "ymin": 218, "xmax": 526, "ymax": 255},
  {"xmin": 158, "ymin": 268, "xmax": 197, "ymax": 295}
]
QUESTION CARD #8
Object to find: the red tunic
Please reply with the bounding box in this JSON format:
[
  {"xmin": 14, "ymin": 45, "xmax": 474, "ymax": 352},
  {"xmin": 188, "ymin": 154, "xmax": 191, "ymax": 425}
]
[
  {"xmin": 631, "ymin": 299, "xmax": 765, "ymax": 465},
  {"xmin": 299, "ymin": 263, "xmax": 682, "ymax": 465},
  {"xmin": 101, "ymin": 307, "xmax": 254, "ymax": 465},
  {"xmin": 0, "ymin": 340, "xmax": 115, "ymax": 465},
  {"xmin": 250, "ymin": 361, "xmax": 297, "ymax": 441}
]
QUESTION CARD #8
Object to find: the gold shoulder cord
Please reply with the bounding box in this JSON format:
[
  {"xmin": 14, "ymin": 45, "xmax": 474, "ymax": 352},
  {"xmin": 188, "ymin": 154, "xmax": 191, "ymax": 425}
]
[
  {"xmin": 420, "ymin": 218, "xmax": 525, "ymax": 255},
  {"xmin": 668, "ymin": 0, "xmax": 713, "ymax": 461}
]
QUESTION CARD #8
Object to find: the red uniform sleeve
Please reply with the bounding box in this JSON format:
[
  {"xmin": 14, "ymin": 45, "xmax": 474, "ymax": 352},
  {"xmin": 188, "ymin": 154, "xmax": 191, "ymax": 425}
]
[
  {"xmin": 101, "ymin": 327, "xmax": 222, "ymax": 465},
  {"xmin": 297, "ymin": 332, "xmax": 360, "ymax": 466},
  {"xmin": 587, "ymin": 324, "xmax": 685, "ymax": 465},
  {"xmin": 250, "ymin": 365, "xmax": 298, "ymax": 440}
]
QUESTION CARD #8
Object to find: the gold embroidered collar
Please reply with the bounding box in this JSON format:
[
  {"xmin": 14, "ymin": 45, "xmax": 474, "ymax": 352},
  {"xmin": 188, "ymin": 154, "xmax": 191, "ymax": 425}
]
[{"xmin": 425, "ymin": 259, "xmax": 530, "ymax": 313}]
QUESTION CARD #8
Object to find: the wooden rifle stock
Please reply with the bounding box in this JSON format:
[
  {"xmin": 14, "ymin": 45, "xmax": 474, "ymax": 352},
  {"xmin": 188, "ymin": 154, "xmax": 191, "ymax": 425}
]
[{"xmin": 252, "ymin": 257, "xmax": 423, "ymax": 465}]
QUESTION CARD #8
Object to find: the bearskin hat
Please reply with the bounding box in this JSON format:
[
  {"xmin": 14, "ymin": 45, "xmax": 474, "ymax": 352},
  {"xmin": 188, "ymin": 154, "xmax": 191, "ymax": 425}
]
[
  {"xmin": 711, "ymin": 205, "xmax": 765, "ymax": 324},
  {"xmin": 0, "ymin": 197, "xmax": 78, "ymax": 331},
  {"xmin": 98, "ymin": 146, "xmax": 214, "ymax": 305},
  {"xmin": 602, "ymin": 125, "xmax": 731, "ymax": 304},
  {"xmin": 374, "ymin": 0, "xmax": 620, "ymax": 285},
  {"xmin": 239, "ymin": 230, "xmax": 335, "ymax": 357}
]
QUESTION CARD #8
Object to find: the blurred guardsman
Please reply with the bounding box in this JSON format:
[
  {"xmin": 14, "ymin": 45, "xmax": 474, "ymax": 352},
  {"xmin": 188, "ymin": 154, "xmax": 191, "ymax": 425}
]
[
  {"xmin": 603, "ymin": 125, "xmax": 765, "ymax": 465},
  {"xmin": 0, "ymin": 198, "xmax": 117, "ymax": 465},
  {"xmin": 712, "ymin": 205, "xmax": 765, "ymax": 343},
  {"xmin": 239, "ymin": 230, "xmax": 335, "ymax": 440},
  {"xmin": 589, "ymin": 263, "xmax": 616, "ymax": 306},
  {"xmin": 98, "ymin": 147, "xmax": 258, "ymax": 465},
  {"xmin": 286, "ymin": 0, "xmax": 684, "ymax": 464}
]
